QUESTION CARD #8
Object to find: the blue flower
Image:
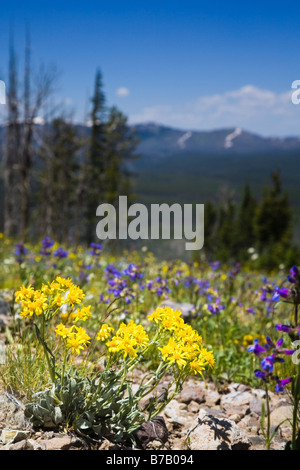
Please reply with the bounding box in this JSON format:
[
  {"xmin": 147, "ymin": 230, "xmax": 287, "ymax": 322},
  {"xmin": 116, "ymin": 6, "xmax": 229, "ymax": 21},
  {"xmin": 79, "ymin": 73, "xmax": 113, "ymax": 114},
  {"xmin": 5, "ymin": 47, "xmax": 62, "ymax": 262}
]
[
  {"xmin": 248, "ymin": 339, "xmax": 266, "ymax": 356},
  {"xmin": 54, "ymin": 247, "xmax": 68, "ymax": 258},
  {"xmin": 14, "ymin": 242, "xmax": 29, "ymax": 263},
  {"xmin": 287, "ymin": 265, "xmax": 299, "ymax": 284},
  {"xmin": 254, "ymin": 369, "xmax": 268, "ymax": 381},
  {"xmin": 275, "ymin": 377, "xmax": 293, "ymax": 393},
  {"xmin": 89, "ymin": 243, "xmax": 102, "ymax": 256},
  {"xmin": 40, "ymin": 236, "xmax": 54, "ymax": 256},
  {"xmin": 261, "ymin": 354, "xmax": 275, "ymax": 372},
  {"xmin": 272, "ymin": 286, "xmax": 290, "ymax": 302}
]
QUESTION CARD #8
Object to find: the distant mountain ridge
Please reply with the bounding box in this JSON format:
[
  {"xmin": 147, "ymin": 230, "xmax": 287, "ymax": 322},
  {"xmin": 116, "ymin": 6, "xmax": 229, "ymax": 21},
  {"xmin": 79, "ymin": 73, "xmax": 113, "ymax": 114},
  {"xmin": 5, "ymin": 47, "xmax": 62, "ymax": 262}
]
[
  {"xmin": 0, "ymin": 121, "xmax": 299, "ymax": 157},
  {"xmin": 132, "ymin": 123, "xmax": 300, "ymax": 158}
]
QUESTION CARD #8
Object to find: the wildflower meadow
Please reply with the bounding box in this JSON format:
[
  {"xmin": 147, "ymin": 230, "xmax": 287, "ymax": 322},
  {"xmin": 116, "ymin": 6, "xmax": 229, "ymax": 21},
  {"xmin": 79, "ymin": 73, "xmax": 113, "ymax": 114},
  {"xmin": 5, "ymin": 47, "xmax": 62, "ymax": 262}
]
[{"xmin": 0, "ymin": 233, "xmax": 299, "ymax": 450}]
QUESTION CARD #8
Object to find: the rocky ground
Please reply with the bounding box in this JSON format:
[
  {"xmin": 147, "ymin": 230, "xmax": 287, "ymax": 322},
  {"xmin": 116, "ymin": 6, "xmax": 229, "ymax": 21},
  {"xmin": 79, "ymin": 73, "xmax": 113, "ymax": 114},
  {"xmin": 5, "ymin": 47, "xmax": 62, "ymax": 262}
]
[
  {"xmin": 0, "ymin": 374, "xmax": 293, "ymax": 451},
  {"xmin": 0, "ymin": 295, "xmax": 294, "ymax": 451}
]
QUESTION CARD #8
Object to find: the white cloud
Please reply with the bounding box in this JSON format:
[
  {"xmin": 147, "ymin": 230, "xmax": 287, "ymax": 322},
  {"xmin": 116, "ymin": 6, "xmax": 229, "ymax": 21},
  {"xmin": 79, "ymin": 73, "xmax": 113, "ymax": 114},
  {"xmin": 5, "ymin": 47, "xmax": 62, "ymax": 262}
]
[
  {"xmin": 116, "ymin": 87, "xmax": 130, "ymax": 97},
  {"xmin": 129, "ymin": 85, "xmax": 298, "ymax": 136}
]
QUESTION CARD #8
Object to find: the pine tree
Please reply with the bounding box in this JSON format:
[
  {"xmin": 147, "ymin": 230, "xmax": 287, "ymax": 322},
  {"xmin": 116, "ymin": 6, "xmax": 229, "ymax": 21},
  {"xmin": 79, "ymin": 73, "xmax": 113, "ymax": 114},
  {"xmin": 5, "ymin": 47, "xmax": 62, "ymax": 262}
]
[
  {"xmin": 36, "ymin": 117, "xmax": 81, "ymax": 242},
  {"xmin": 84, "ymin": 69, "xmax": 108, "ymax": 242},
  {"xmin": 254, "ymin": 170, "xmax": 294, "ymax": 268},
  {"xmin": 254, "ymin": 170, "xmax": 292, "ymax": 248},
  {"xmin": 105, "ymin": 106, "xmax": 140, "ymax": 205},
  {"xmin": 215, "ymin": 197, "xmax": 237, "ymax": 262},
  {"xmin": 202, "ymin": 200, "xmax": 217, "ymax": 259}
]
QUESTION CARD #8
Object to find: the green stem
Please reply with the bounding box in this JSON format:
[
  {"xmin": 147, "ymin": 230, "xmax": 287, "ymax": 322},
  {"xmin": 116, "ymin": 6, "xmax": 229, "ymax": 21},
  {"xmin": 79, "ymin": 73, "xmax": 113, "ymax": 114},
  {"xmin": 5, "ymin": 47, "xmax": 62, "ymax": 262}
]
[
  {"xmin": 61, "ymin": 347, "xmax": 68, "ymax": 386},
  {"xmin": 39, "ymin": 316, "xmax": 55, "ymax": 383},
  {"xmin": 265, "ymin": 384, "xmax": 271, "ymax": 450},
  {"xmin": 292, "ymin": 366, "xmax": 300, "ymax": 450}
]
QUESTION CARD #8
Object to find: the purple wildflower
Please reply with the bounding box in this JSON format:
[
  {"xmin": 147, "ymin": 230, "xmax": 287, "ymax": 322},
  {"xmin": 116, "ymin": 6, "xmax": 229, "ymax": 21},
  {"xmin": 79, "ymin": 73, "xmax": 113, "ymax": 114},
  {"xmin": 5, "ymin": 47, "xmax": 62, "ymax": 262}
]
[
  {"xmin": 248, "ymin": 339, "xmax": 266, "ymax": 356},
  {"xmin": 246, "ymin": 307, "xmax": 255, "ymax": 315},
  {"xmin": 122, "ymin": 263, "xmax": 143, "ymax": 281},
  {"xmin": 14, "ymin": 242, "xmax": 29, "ymax": 263},
  {"xmin": 207, "ymin": 299, "xmax": 225, "ymax": 315},
  {"xmin": 89, "ymin": 243, "xmax": 102, "ymax": 256},
  {"xmin": 40, "ymin": 236, "xmax": 54, "ymax": 256},
  {"xmin": 272, "ymin": 286, "xmax": 290, "ymax": 302},
  {"xmin": 254, "ymin": 369, "xmax": 268, "ymax": 381},
  {"xmin": 54, "ymin": 247, "xmax": 68, "ymax": 258},
  {"xmin": 275, "ymin": 377, "xmax": 293, "ymax": 393},
  {"xmin": 261, "ymin": 354, "xmax": 276, "ymax": 372},
  {"xmin": 287, "ymin": 266, "xmax": 299, "ymax": 284},
  {"xmin": 275, "ymin": 324, "xmax": 293, "ymax": 333}
]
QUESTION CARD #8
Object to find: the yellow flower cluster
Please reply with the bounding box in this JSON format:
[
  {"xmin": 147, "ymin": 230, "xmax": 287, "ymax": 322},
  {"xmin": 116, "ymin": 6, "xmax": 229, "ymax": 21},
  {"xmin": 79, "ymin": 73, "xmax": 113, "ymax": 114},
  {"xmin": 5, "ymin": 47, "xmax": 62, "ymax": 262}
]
[
  {"xmin": 55, "ymin": 323, "xmax": 91, "ymax": 354},
  {"xmin": 15, "ymin": 285, "xmax": 48, "ymax": 318},
  {"xmin": 15, "ymin": 277, "xmax": 86, "ymax": 319},
  {"xmin": 149, "ymin": 306, "xmax": 214, "ymax": 375},
  {"xmin": 105, "ymin": 320, "xmax": 149, "ymax": 358},
  {"xmin": 72, "ymin": 305, "xmax": 92, "ymax": 322},
  {"xmin": 96, "ymin": 323, "xmax": 114, "ymax": 341}
]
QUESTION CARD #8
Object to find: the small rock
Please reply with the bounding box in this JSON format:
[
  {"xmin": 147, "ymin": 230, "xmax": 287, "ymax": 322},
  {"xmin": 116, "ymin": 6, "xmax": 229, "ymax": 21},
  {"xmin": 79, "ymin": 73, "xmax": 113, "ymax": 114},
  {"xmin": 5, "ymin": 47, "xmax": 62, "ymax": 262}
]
[
  {"xmin": 179, "ymin": 386, "xmax": 205, "ymax": 405},
  {"xmin": 1, "ymin": 429, "xmax": 30, "ymax": 444},
  {"xmin": 0, "ymin": 299, "xmax": 9, "ymax": 315},
  {"xmin": 200, "ymin": 407, "xmax": 226, "ymax": 417},
  {"xmin": 35, "ymin": 435, "xmax": 78, "ymax": 451},
  {"xmin": 227, "ymin": 414, "xmax": 241, "ymax": 423},
  {"xmin": 0, "ymin": 394, "xmax": 28, "ymax": 429},
  {"xmin": 163, "ymin": 399, "xmax": 188, "ymax": 425},
  {"xmin": 249, "ymin": 435, "xmax": 265, "ymax": 447},
  {"xmin": 204, "ymin": 390, "xmax": 221, "ymax": 406},
  {"xmin": 7, "ymin": 440, "xmax": 28, "ymax": 450},
  {"xmin": 157, "ymin": 300, "xmax": 194, "ymax": 321},
  {"xmin": 228, "ymin": 383, "xmax": 240, "ymax": 392},
  {"xmin": 237, "ymin": 384, "xmax": 251, "ymax": 392},
  {"xmin": 226, "ymin": 406, "xmax": 248, "ymax": 420},
  {"xmin": 134, "ymin": 416, "xmax": 169, "ymax": 449},
  {"xmin": 250, "ymin": 397, "xmax": 273, "ymax": 416},
  {"xmin": 187, "ymin": 409, "xmax": 251, "ymax": 450},
  {"xmin": 253, "ymin": 389, "xmax": 266, "ymax": 400},
  {"xmin": 270, "ymin": 405, "xmax": 293, "ymax": 428},
  {"xmin": 221, "ymin": 391, "xmax": 252, "ymax": 408},
  {"xmin": 188, "ymin": 400, "xmax": 200, "ymax": 413},
  {"xmin": 170, "ymin": 437, "xmax": 188, "ymax": 450},
  {"xmin": 239, "ymin": 415, "xmax": 260, "ymax": 432},
  {"xmin": 26, "ymin": 438, "xmax": 45, "ymax": 450}
]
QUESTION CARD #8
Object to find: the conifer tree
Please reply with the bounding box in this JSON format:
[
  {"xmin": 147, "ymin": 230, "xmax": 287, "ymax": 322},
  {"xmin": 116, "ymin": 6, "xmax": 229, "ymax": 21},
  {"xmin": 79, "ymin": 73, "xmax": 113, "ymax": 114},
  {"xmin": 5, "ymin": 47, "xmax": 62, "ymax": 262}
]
[
  {"xmin": 37, "ymin": 117, "xmax": 81, "ymax": 242},
  {"xmin": 254, "ymin": 170, "xmax": 294, "ymax": 268},
  {"xmin": 84, "ymin": 69, "xmax": 108, "ymax": 242},
  {"xmin": 105, "ymin": 106, "xmax": 139, "ymax": 205}
]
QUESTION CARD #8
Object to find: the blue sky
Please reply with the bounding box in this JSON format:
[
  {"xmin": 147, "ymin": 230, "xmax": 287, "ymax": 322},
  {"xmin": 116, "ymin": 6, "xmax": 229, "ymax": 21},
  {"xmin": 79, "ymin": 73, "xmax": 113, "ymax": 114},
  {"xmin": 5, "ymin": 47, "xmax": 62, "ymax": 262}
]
[{"xmin": 0, "ymin": 0, "xmax": 299, "ymax": 136}]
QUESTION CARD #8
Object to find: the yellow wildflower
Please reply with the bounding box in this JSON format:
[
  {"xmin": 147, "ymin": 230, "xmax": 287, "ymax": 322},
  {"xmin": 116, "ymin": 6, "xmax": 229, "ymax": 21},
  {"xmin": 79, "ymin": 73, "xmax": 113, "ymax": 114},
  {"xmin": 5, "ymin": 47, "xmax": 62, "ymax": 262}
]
[
  {"xmin": 15, "ymin": 284, "xmax": 35, "ymax": 303},
  {"xmin": 66, "ymin": 284, "xmax": 85, "ymax": 306},
  {"xmin": 55, "ymin": 276, "xmax": 74, "ymax": 289},
  {"xmin": 159, "ymin": 337, "xmax": 189, "ymax": 369},
  {"xmin": 200, "ymin": 347, "xmax": 215, "ymax": 368},
  {"xmin": 96, "ymin": 324, "xmax": 114, "ymax": 341},
  {"xmin": 189, "ymin": 359, "xmax": 206, "ymax": 375},
  {"xmin": 66, "ymin": 326, "xmax": 90, "ymax": 355},
  {"xmin": 55, "ymin": 323, "xmax": 73, "ymax": 339},
  {"xmin": 106, "ymin": 320, "xmax": 149, "ymax": 358},
  {"xmin": 72, "ymin": 305, "xmax": 92, "ymax": 322},
  {"xmin": 148, "ymin": 306, "xmax": 183, "ymax": 331}
]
